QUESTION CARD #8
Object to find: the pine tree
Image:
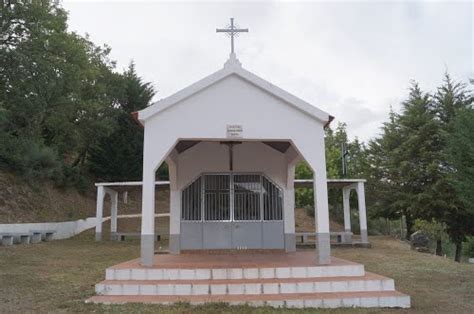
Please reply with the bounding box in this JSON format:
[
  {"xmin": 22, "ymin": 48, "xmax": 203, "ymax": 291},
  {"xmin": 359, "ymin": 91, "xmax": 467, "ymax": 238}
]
[
  {"xmin": 87, "ymin": 63, "xmax": 155, "ymax": 181},
  {"xmin": 366, "ymin": 108, "xmax": 405, "ymax": 230},
  {"xmin": 433, "ymin": 74, "xmax": 474, "ymax": 261}
]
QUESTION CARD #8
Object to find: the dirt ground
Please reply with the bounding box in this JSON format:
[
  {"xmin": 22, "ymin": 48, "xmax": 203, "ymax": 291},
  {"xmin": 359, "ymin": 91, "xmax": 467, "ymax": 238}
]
[{"xmin": 0, "ymin": 233, "xmax": 473, "ymax": 313}]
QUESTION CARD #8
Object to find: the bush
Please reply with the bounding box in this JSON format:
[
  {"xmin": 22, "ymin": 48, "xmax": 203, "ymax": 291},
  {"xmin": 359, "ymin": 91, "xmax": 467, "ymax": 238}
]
[{"xmin": 0, "ymin": 135, "xmax": 62, "ymax": 180}]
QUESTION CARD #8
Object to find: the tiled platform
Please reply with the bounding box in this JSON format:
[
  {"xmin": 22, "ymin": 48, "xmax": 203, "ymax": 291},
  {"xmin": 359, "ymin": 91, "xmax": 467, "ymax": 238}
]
[
  {"xmin": 88, "ymin": 251, "xmax": 410, "ymax": 308},
  {"xmin": 109, "ymin": 251, "xmax": 359, "ymax": 269}
]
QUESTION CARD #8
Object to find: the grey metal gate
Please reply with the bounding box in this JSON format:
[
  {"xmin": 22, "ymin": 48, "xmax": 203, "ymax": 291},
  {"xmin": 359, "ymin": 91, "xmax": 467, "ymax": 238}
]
[{"xmin": 181, "ymin": 173, "xmax": 284, "ymax": 250}]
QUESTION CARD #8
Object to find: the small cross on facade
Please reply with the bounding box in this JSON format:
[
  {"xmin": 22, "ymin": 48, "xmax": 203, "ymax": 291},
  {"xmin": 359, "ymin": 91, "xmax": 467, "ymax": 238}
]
[{"xmin": 216, "ymin": 18, "xmax": 248, "ymax": 55}]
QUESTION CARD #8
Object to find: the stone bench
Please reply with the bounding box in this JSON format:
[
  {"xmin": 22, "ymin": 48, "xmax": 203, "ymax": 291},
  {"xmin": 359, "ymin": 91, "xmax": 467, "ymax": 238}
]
[
  {"xmin": 112, "ymin": 232, "xmax": 166, "ymax": 242},
  {"xmin": 0, "ymin": 233, "xmax": 31, "ymax": 245},
  {"xmin": 0, "ymin": 234, "xmax": 14, "ymax": 246},
  {"xmin": 295, "ymin": 232, "xmax": 353, "ymax": 244},
  {"xmin": 30, "ymin": 230, "xmax": 56, "ymax": 242}
]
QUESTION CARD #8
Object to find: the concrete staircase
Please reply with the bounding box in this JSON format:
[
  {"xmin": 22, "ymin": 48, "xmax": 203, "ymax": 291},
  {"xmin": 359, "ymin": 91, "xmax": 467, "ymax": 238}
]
[{"xmin": 87, "ymin": 259, "xmax": 410, "ymax": 308}]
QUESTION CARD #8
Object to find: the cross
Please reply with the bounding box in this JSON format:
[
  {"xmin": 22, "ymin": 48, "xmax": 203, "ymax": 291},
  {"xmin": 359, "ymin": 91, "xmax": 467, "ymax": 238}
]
[{"xmin": 216, "ymin": 18, "xmax": 248, "ymax": 55}]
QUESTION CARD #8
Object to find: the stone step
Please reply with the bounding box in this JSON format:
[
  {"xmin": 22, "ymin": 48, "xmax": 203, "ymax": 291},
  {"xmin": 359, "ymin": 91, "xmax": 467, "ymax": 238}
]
[
  {"xmin": 106, "ymin": 264, "xmax": 365, "ymax": 281},
  {"xmin": 87, "ymin": 290, "xmax": 411, "ymax": 308},
  {"xmin": 96, "ymin": 272, "xmax": 394, "ymax": 296}
]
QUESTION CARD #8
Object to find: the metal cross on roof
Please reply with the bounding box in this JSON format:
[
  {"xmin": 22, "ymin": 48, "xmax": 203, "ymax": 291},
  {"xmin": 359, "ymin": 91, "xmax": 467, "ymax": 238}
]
[{"xmin": 216, "ymin": 18, "xmax": 248, "ymax": 55}]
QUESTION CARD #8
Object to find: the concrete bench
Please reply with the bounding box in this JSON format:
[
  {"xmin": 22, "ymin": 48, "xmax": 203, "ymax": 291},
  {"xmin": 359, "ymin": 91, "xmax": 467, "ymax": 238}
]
[
  {"xmin": 30, "ymin": 230, "xmax": 56, "ymax": 242},
  {"xmin": 0, "ymin": 233, "xmax": 30, "ymax": 245},
  {"xmin": 112, "ymin": 232, "xmax": 165, "ymax": 242},
  {"xmin": 295, "ymin": 232, "xmax": 353, "ymax": 244},
  {"xmin": 0, "ymin": 234, "xmax": 14, "ymax": 246}
]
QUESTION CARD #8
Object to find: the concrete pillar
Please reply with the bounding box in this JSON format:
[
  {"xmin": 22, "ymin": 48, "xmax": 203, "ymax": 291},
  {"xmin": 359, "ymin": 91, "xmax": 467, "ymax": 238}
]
[
  {"xmin": 140, "ymin": 168, "xmax": 156, "ymax": 266},
  {"xmin": 313, "ymin": 166, "xmax": 331, "ymax": 264},
  {"xmin": 283, "ymin": 162, "xmax": 296, "ymax": 252},
  {"xmin": 95, "ymin": 185, "xmax": 105, "ymax": 241},
  {"xmin": 295, "ymin": 130, "xmax": 331, "ymax": 265},
  {"xmin": 109, "ymin": 189, "xmax": 118, "ymax": 240},
  {"xmin": 356, "ymin": 182, "xmax": 368, "ymax": 243},
  {"xmin": 167, "ymin": 154, "xmax": 181, "ymax": 254},
  {"xmin": 342, "ymin": 187, "xmax": 352, "ymax": 243}
]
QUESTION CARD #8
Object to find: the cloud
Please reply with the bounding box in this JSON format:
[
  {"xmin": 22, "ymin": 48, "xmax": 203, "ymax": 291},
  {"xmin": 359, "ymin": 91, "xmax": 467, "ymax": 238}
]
[{"xmin": 63, "ymin": 1, "xmax": 472, "ymax": 142}]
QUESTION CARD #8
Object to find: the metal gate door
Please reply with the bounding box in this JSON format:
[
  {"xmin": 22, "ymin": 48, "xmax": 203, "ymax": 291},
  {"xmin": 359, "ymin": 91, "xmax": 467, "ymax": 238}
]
[{"xmin": 180, "ymin": 173, "xmax": 284, "ymax": 250}]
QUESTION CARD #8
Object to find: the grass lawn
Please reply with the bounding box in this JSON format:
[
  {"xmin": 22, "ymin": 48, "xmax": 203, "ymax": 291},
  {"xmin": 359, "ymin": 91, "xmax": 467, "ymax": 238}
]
[{"xmin": 0, "ymin": 232, "xmax": 473, "ymax": 313}]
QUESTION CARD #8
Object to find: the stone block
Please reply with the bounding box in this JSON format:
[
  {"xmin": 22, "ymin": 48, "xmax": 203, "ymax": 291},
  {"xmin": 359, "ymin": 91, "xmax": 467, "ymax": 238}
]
[
  {"xmin": 323, "ymin": 298, "xmax": 342, "ymax": 308},
  {"xmin": 331, "ymin": 281, "xmax": 348, "ymax": 292},
  {"xmin": 1, "ymin": 236, "xmax": 13, "ymax": 246},
  {"xmin": 291, "ymin": 267, "xmax": 307, "ymax": 278},
  {"xmin": 260, "ymin": 268, "xmax": 275, "ymax": 279},
  {"xmin": 174, "ymin": 284, "xmax": 192, "ymax": 295},
  {"xmin": 286, "ymin": 299, "xmax": 304, "ymax": 308},
  {"xmin": 275, "ymin": 267, "xmax": 291, "ymax": 278},
  {"xmin": 365, "ymin": 280, "xmax": 382, "ymax": 291},
  {"xmin": 179, "ymin": 269, "xmax": 195, "ymax": 280},
  {"xmin": 262, "ymin": 283, "xmax": 279, "ymax": 294},
  {"xmin": 30, "ymin": 233, "xmax": 42, "ymax": 244},
  {"xmin": 211, "ymin": 269, "xmax": 227, "ymax": 279},
  {"xmin": 266, "ymin": 300, "xmax": 284, "ymax": 308},
  {"xmin": 210, "ymin": 284, "xmax": 227, "ymax": 295},
  {"xmin": 341, "ymin": 297, "xmax": 360, "ymax": 307},
  {"xmin": 307, "ymin": 267, "xmax": 322, "ymax": 277},
  {"xmin": 243, "ymin": 268, "xmax": 259, "ymax": 279},
  {"xmin": 131, "ymin": 269, "xmax": 147, "ymax": 280},
  {"xmin": 228, "ymin": 268, "xmax": 243, "ymax": 279},
  {"xmin": 228, "ymin": 284, "xmax": 244, "ymax": 295},
  {"xmin": 139, "ymin": 284, "xmax": 156, "ymax": 295},
  {"xmin": 347, "ymin": 280, "xmax": 365, "ymax": 291},
  {"xmin": 304, "ymin": 299, "xmax": 323, "ymax": 308},
  {"xmin": 147, "ymin": 269, "xmax": 163, "ymax": 280},
  {"xmin": 191, "ymin": 284, "xmax": 209, "ymax": 295},
  {"xmin": 382, "ymin": 279, "xmax": 395, "ymax": 291},
  {"xmin": 115, "ymin": 269, "xmax": 130, "ymax": 280},
  {"xmin": 122, "ymin": 284, "xmax": 139, "ymax": 295},
  {"xmin": 297, "ymin": 282, "xmax": 313, "ymax": 293},
  {"xmin": 105, "ymin": 269, "xmax": 115, "ymax": 280},
  {"xmin": 244, "ymin": 283, "xmax": 260, "ymax": 294},
  {"xmin": 314, "ymin": 281, "xmax": 331, "ymax": 292},
  {"xmin": 359, "ymin": 297, "xmax": 379, "ymax": 307},
  {"xmin": 194, "ymin": 269, "xmax": 211, "ymax": 279},
  {"xmin": 280, "ymin": 283, "xmax": 297, "ymax": 293},
  {"xmin": 156, "ymin": 284, "xmax": 174, "ymax": 295}
]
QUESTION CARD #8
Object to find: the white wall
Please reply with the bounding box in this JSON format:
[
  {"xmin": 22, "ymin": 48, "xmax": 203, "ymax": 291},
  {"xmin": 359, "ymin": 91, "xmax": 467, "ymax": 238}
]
[
  {"xmin": 177, "ymin": 141, "xmax": 288, "ymax": 189},
  {"xmin": 142, "ymin": 74, "xmax": 326, "ymax": 170},
  {"xmin": 0, "ymin": 217, "xmax": 104, "ymax": 240}
]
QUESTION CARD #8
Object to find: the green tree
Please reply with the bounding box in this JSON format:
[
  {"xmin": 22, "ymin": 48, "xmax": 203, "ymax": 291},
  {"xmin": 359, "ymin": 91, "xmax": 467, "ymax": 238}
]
[
  {"xmin": 365, "ymin": 109, "xmax": 405, "ymax": 229},
  {"xmin": 87, "ymin": 63, "xmax": 155, "ymax": 181},
  {"xmin": 0, "ymin": 1, "xmax": 120, "ymax": 184}
]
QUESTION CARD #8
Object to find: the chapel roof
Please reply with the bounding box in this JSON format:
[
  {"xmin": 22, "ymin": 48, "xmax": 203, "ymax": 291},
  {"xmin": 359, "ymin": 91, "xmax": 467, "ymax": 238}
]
[{"xmin": 136, "ymin": 54, "xmax": 334, "ymax": 127}]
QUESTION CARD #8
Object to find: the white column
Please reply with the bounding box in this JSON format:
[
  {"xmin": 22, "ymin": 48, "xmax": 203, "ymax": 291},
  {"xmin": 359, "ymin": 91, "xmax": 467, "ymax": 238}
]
[
  {"xmin": 167, "ymin": 154, "xmax": 180, "ymax": 254},
  {"xmin": 109, "ymin": 189, "xmax": 118, "ymax": 239},
  {"xmin": 313, "ymin": 164, "xmax": 331, "ymax": 264},
  {"xmin": 95, "ymin": 186, "xmax": 105, "ymax": 241},
  {"xmin": 140, "ymin": 167, "xmax": 156, "ymax": 266},
  {"xmin": 283, "ymin": 162, "xmax": 296, "ymax": 252},
  {"xmin": 356, "ymin": 182, "xmax": 368, "ymax": 243},
  {"xmin": 342, "ymin": 187, "xmax": 352, "ymax": 243},
  {"xmin": 295, "ymin": 130, "xmax": 331, "ymax": 265}
]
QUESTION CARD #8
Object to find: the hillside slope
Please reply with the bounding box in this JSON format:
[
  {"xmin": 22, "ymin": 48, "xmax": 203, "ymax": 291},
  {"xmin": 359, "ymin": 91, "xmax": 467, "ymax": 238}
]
[{"xmin": 0, "ymin": 171, "xmax": 169, "ymax": 224}]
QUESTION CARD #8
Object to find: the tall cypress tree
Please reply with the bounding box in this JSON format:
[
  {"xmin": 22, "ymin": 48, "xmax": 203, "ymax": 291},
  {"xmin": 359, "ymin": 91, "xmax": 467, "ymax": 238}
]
[
  {"xmin": 394, "ymin": 82, "xmax": 444, "ymax": 240},
  {"xmin": 433, "ymin": 74, "xmax": 474, "ymax": 261},
  {"xmin": 87, "ymin": 63, "xmax": 155, "ymax": 181}
]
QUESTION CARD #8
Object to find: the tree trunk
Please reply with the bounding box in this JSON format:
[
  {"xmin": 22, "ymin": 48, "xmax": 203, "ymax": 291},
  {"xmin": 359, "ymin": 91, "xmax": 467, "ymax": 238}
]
[
  {"xmin": 454, "ymin": 242, "xmax": 462, "ymax": 262},
  {"xmin": 405, "ymin": 216, "xmax": 413, "ymax": 241},
  {"xmin": 435, "ymin": 239, "xmax": 442, "ymax": 256}
]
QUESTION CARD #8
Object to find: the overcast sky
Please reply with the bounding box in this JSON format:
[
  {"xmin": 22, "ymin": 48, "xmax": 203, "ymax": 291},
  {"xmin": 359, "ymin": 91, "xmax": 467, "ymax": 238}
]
[{"xmin": 63, "ymin": 0, "xmax": 473, "ymax": 142}]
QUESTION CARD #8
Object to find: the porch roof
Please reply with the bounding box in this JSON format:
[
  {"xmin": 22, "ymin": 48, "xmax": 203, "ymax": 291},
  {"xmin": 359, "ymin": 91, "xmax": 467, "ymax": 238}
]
[{"xmin": 94, "ymin": 179, "xmax": 366, "ymax": 189}]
